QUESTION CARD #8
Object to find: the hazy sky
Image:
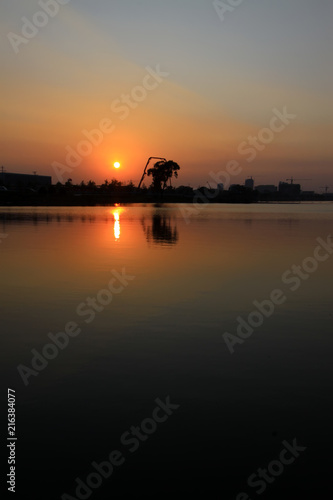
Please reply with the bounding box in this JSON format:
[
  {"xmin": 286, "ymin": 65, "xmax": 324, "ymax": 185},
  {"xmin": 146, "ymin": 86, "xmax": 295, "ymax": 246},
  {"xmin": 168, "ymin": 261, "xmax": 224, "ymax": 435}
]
[{"xmin": 1, "ymin": 0, "xmax": 332, "ymax": 190}]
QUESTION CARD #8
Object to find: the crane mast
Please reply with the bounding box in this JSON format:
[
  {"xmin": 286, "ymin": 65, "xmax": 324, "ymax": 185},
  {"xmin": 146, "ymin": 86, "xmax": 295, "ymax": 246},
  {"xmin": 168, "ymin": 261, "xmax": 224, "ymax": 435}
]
[{"xmin": 137, "ymin": 157, "xmax": 167, "ymax": 189}]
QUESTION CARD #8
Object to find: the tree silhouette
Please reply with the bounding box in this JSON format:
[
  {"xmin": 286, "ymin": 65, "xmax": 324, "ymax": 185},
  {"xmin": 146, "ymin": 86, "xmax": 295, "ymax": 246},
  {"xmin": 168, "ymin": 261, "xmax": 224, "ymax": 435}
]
[
  {"xmin": 147, "ymin": 160, "xmax": 180, "ymax": 191},
  {"xmin": 87, "ymin": 180, "xmax": 96, "ymax": 190}
]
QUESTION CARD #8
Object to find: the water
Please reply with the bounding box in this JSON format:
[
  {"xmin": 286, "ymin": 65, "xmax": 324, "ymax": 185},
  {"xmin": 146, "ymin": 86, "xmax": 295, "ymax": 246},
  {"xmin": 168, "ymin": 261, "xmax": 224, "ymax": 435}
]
[{"xmin": 1, "ymin": 203, "xmax": 332, "ymax": 498}]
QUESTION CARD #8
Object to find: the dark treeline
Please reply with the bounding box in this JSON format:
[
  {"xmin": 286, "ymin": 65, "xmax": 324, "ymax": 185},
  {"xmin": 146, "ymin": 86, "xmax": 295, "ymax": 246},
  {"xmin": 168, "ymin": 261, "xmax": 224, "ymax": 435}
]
[
  {"xmin": 0, "ymin": 177, "xmax": 195, "ymax": 205},
  {"xmin": 0, "ymin": 177, "xmax": 331, "ymax": 206}
]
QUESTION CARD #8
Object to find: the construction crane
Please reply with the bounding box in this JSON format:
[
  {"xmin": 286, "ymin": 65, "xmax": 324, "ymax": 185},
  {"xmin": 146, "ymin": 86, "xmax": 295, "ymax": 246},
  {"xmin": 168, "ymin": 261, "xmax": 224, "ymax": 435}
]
[
  {"xmin": 286, "ymin": 177, "xmax": 311, "ymax": 185},
  {"xmin": 138, "ymin": 157, "xmax": 167, "ymax": 189},
  {"xmin": 319, "ymin": 186, "xmax": 330, "ymax": 194}
]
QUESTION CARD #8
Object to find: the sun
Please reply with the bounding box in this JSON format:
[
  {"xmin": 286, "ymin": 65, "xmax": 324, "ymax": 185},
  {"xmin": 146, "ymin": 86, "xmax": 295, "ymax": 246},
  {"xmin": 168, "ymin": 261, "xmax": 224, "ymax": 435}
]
[{"xmin": 114, "ymin": 162, "xmax": 121, "ymax": 169}]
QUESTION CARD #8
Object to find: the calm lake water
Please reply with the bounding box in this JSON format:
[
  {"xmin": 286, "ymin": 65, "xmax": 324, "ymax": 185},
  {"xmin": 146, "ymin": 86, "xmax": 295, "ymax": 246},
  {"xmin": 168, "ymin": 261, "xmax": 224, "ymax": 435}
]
[{"xmin": 1, "ymin": 203, "xmax": 332, "ymax": 498}]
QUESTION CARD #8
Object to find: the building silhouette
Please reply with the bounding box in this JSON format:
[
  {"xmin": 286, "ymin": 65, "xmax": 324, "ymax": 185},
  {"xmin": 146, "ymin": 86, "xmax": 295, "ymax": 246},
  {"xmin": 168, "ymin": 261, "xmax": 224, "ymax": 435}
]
[
  {"xmin": 0, "ymin": 172, "xmax": 52, "ymax": 190},
  {"xmin": 256, "ymin": 185, "xmax": 277, "ymax": 194},
  {"xmin": 245, "ymin": 178, "xmax": 254, "ymax": 190},
  {"xmin": 279, "ymin": 181, "xmax": 301, "ymax": 195}
]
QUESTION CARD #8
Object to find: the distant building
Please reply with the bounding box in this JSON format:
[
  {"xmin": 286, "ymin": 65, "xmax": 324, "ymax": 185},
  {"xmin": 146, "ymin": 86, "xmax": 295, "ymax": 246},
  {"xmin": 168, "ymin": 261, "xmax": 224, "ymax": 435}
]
[
  {"xmin": 302, "ymin": 191, "xmax": 315, "ymax": 196},
  {"xmin": 279, "ymin": 182, "xmax": 301, "ymax": 195},
  {"xmin": 256, "ymin": 185, "xmax": 277, "ymax": 194},
  {"xmin": 0, "ymin": 172, "xmax": 52, "ymax": 189},
  {"xmin": 229, "ymin": 184, "xmax": 242, "ymax": 192},
  {"xmin": 301, "ymin": 191, "xmax": 315, "ymax": 201},
  {"xmin": 245, "ymin": 178, "xmax": 254, "ymax": 190}
]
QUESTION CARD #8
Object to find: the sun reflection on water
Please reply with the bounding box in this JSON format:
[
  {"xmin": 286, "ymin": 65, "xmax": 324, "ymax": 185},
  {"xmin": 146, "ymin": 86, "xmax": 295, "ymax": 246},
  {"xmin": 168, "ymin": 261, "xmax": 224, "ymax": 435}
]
[{"xmin": 112, "ymin": 209, "xmax": 121, "ymax": 241}]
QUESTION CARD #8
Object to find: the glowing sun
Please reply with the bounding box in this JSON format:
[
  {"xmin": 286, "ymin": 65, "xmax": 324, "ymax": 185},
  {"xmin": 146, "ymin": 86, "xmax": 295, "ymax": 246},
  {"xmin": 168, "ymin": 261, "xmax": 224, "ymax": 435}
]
[{"xmin": 114, "ymin": 162, "xmax": 121, "ymax": 169}]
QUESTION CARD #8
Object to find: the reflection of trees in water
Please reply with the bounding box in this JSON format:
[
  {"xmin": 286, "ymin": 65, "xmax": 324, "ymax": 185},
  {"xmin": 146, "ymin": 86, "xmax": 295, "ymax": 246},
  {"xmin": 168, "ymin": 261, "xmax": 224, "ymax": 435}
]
[
  {"xmin": 0, "ymin": 210, "xmax": 180, "ymax": 245},
  {"xmin": 142, "ymin": 213, "xmax": 178, "ymax": 245}
]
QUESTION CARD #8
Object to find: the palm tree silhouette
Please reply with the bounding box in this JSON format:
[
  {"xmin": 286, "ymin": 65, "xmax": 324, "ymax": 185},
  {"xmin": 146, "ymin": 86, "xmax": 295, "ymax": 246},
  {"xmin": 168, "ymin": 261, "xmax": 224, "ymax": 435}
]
[{"xmin": 147, "ymin": 159, "xmax": 180, "ymax": 192}]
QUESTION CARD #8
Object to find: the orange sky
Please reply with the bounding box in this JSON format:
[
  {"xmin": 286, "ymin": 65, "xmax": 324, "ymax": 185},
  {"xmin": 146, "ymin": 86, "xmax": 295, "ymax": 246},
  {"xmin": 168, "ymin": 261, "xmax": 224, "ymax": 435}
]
[{"xmin": 1, "ymin": 1, "xmax": 332, "ymax": 190}]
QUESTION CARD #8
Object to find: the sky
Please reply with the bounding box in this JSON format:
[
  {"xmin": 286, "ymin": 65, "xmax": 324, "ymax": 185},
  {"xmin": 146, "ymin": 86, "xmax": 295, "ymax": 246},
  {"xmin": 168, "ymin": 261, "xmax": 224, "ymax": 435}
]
[{"xmin": 1, "ymin": 0, "xmax": 332, "ymax": 190}]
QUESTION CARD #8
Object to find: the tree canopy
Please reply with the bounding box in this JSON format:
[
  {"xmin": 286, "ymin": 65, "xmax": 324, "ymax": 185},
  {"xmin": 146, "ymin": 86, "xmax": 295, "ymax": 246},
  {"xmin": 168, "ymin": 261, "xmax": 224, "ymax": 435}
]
[{"xmin": 147, "ymin": 160, "xmax": 180, "ymax": 191}]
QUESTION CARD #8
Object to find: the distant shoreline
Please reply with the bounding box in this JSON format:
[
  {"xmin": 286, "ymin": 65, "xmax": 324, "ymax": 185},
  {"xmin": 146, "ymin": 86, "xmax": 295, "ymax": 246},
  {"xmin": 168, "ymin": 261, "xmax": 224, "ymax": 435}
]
[{"xmin": 0, "ymin": 192, "xmax": 331, "ymax": 207}]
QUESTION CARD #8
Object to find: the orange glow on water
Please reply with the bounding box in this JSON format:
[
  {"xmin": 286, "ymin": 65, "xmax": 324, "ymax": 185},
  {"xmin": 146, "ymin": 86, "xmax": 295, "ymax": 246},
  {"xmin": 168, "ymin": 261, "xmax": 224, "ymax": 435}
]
[{"xmin": 112, "ymin": 208, "xmax": 121, "ymax": 241}]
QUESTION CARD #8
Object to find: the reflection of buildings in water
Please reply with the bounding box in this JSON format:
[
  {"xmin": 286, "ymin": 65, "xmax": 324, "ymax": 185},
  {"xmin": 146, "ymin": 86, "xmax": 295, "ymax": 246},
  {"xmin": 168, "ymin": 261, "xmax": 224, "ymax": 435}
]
[{"xmin": 142, "ymin": 213, "xmax": 178, "ymax": 245}]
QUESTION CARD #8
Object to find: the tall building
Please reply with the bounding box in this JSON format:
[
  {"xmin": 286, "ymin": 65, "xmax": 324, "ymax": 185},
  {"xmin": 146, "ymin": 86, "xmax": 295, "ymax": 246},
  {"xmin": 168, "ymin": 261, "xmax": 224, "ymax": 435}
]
[{"xmin": 245, "ymin": 178, "xmax": 254, "ymax": 190}]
